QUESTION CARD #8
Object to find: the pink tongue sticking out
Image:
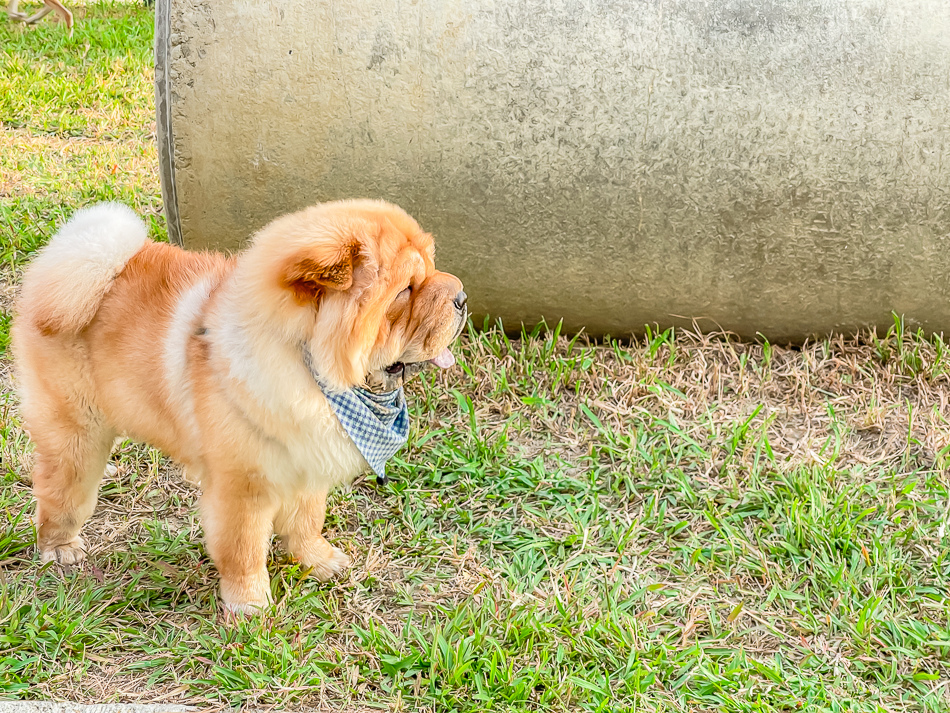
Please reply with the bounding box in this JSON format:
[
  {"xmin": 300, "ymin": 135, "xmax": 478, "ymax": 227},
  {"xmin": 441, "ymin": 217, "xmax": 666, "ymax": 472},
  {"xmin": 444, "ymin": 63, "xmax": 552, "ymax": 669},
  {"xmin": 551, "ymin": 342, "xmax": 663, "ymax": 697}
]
[{"xmin": 429, "ymin": 348, "xmax": 456, "ymax": 369}]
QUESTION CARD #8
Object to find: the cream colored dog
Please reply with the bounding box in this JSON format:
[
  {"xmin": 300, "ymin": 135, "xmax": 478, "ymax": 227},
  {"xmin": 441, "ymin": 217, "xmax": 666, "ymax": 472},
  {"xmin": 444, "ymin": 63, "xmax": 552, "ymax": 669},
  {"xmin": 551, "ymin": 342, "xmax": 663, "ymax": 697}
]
[{"xmin": 13, "ymin": 200, "xmax": 466, "ymax": 613}]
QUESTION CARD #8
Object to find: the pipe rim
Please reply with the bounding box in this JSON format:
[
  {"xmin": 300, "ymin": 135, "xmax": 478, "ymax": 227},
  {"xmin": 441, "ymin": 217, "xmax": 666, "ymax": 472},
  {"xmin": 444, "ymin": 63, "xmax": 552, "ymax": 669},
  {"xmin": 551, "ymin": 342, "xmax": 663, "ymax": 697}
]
[{"xmin": 154, "ymin": 0, "xmax": 182, "ymax": 246}]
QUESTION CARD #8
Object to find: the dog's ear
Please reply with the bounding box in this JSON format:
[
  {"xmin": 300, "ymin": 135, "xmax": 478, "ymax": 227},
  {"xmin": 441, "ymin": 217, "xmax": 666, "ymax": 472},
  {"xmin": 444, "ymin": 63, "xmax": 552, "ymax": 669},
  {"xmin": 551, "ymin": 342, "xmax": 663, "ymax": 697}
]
[{"xmin": 281, "ymin": 242, "xmax": 359, "ymax": 303}]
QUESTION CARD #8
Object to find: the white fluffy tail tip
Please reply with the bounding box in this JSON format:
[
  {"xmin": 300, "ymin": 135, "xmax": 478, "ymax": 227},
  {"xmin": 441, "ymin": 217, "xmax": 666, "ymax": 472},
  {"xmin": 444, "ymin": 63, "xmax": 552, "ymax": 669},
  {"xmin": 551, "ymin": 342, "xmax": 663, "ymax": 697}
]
[{"xmin": 60, "ymin": 202, "xmax": 147, "ymax": 240}]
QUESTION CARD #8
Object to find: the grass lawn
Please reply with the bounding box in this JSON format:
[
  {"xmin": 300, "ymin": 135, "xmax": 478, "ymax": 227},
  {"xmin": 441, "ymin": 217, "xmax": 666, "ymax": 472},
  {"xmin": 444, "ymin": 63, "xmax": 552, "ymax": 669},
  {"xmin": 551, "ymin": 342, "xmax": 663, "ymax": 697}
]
[{"xmin": 2, "ymin": 3, "xmax": 950, "ymax": 710}]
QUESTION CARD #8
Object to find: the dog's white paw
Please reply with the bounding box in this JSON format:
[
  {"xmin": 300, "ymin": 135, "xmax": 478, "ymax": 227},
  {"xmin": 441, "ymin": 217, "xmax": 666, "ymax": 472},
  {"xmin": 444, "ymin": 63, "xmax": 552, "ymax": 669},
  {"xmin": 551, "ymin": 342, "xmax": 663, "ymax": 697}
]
[
  {"xmin": 307, "ymin": 545, "xmax": 351, "ymax": 582},
  {"xmin": 220, "ymin": 576, "xmax": 272, "ymax": 618},
  {"xmin": 39, "ymin": 536, "xmax": 86, "ymax": 566},
  {"xmin": 223, "ymin": 598, "xmax": 271, "ymax": 618}
]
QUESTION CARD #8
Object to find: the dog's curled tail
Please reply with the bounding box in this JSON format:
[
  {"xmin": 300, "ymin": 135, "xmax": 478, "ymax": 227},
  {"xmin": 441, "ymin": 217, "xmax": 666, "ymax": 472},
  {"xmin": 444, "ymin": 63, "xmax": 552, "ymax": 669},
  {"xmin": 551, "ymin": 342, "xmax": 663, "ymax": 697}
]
[{"xmin": 19, "ymin": 203, "xmax": 148, "ymax": 335}]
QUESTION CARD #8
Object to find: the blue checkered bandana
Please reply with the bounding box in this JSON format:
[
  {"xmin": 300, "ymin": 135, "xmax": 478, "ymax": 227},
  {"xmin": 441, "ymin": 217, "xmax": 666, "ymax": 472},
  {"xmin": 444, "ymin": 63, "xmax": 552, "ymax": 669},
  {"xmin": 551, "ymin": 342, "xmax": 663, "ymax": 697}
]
[{"xmin": 303, "ymin": 348, "xmax": 409, "ymax": 481}]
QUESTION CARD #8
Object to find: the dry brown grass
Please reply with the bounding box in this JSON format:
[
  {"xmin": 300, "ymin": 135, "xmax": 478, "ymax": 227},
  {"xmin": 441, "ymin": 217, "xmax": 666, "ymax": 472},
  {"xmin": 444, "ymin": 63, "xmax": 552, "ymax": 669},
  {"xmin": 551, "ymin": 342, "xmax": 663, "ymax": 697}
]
[{"xmin": 3, "ymin": 304, "xmax": 949, "ymax": 710}]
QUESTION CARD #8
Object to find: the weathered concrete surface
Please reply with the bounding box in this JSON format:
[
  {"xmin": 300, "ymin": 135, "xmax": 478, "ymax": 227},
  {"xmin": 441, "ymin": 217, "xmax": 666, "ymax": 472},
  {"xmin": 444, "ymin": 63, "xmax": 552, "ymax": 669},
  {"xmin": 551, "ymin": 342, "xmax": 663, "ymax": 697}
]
[{"xmin": 156, "ymin": 0, "xmax": 950, "ymax": 339}]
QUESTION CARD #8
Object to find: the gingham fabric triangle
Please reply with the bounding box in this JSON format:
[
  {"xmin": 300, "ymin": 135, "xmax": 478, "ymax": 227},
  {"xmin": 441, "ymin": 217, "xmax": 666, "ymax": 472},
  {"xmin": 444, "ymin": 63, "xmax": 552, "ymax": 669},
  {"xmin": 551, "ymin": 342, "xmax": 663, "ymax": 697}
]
[{"xmin": 303, "ymin": 348, "xmax": 409, "ymax": 481}]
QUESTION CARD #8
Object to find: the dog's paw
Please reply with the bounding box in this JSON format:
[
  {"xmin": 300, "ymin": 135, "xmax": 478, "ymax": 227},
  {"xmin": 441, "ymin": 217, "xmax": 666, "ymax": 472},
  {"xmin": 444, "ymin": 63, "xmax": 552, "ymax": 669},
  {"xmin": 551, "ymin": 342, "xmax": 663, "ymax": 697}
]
[
  {"xmin": 223, "ymin": 598, "xmax": 271, "ymax": 618},
  {"xmin": 220, "ymin": 576, "xmax": 272, "ymax": 618},
  {"xmin": 307, "ymin": 545, "xmax": 351, "ymax": 582},
  {"xmin": 39, "ymin": 536, "xmax": 87, "ymax": 566}
]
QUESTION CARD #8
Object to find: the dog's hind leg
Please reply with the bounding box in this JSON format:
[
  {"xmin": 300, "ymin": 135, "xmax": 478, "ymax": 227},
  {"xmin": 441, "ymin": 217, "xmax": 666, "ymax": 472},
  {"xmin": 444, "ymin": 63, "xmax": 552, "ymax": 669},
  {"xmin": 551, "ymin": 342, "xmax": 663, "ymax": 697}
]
[
  {"xmin": 31, "ymin": 410, "xmax": 115, "ymax": 566},
  {"xmin": 33, "ymin": 0, "xmax": 72, "ymax": 30}
]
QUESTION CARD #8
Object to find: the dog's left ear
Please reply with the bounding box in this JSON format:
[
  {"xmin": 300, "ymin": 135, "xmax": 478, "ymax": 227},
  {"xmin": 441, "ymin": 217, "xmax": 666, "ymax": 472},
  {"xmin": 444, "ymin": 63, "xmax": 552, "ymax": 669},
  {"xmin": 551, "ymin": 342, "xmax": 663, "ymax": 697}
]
[{"xmin": 282, "ymin": 242, "xmax": 359, "ymax": 303}]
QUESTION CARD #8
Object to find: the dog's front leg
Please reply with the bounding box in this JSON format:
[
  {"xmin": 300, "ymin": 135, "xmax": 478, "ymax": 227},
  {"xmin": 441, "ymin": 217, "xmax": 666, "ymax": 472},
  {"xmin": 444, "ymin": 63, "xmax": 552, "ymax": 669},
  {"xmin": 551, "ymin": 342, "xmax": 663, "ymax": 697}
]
[
  {"xmin": 200, "ymin": 473, "xmax": 278, "ymax": 614},
  {"xmin": 276, "ymin": 489, "xmax": 351, "ymax": 581},
  {"xmin": 7, "ymin": 0, "xmax": 27, "ymax": 20}
]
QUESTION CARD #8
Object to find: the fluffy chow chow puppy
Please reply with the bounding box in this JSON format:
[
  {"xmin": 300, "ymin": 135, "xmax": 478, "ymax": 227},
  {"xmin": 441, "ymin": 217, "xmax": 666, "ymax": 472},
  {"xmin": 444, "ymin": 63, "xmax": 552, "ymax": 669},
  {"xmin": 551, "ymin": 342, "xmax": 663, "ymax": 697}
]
[{"xmin": 13, "ymin": 199, "xmax": 467, "ymax": 613}]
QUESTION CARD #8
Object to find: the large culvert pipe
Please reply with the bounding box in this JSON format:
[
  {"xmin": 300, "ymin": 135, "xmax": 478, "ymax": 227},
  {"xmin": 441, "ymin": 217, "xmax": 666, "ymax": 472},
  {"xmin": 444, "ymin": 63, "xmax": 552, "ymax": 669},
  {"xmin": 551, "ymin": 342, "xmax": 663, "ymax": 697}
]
[{"xmin": 155, "ymin": 0, "xmax": 950, "ymax": 340}]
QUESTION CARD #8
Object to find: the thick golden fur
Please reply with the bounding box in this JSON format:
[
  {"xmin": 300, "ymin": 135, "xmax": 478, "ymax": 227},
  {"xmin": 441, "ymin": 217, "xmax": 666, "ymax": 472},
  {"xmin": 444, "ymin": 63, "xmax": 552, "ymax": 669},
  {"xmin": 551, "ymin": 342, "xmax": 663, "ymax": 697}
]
[{"xmin": 13, "ymin": 200, "xmax": 466, "ymax": 613}]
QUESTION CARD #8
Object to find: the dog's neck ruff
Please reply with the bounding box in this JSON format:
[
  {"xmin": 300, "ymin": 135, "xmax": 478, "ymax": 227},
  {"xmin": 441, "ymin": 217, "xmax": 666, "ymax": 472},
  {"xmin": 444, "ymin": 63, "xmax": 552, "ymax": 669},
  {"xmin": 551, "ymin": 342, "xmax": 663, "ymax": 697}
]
[{"xmin": 302, "ymin": 347, "xmax": 409, "ymax": 483}]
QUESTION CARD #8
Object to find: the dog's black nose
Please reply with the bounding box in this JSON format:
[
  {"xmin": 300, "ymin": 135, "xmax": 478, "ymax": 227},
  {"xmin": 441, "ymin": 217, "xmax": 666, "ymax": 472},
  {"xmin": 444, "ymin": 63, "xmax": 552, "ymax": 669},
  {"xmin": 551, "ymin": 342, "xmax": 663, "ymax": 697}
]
[{"xmin": 454, "ymin": 290, "xmax": 468, "ymax": 310}]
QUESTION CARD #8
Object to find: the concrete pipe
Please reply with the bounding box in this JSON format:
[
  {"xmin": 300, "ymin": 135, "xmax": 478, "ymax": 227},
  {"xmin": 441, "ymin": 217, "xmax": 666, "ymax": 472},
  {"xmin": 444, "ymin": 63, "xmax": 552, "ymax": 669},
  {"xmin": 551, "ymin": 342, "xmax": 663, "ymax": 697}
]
[{"xmin": 155, "ymin": 0, "xmax": 950, "ymax": 340}]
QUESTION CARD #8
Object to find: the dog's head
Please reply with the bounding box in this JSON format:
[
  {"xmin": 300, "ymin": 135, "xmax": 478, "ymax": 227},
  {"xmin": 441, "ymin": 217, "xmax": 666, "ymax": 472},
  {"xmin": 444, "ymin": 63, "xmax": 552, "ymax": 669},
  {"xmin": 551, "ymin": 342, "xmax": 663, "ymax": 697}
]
[{"xmin": 245, "ymin": 200, "xmax": 466, "ymax": 392}]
